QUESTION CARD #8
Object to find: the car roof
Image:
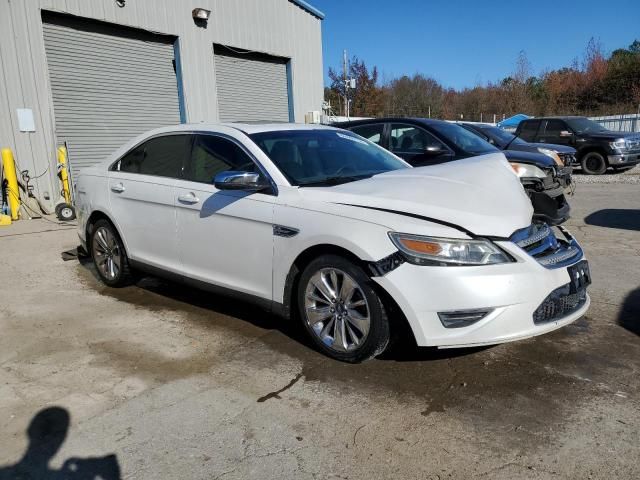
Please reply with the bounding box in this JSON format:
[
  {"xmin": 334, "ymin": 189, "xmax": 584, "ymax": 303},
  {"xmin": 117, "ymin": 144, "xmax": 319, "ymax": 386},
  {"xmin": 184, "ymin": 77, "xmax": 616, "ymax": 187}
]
[
  {"xmin": 521, "ymin": 116, "xmax": 584, "ymax": 121},
  {"xmin": 334, "ymin": 117, "xmax": 456, "ymax": 128},
  {"xmin": 136, "ymin": 122, "xmax": 338, "ymax": 137},
  {"xmin": 225, "ymin": 122, "xmax": 337, "ymax": 134},
  {"xmin": 460, "ymin": 122, "xmax": 496, "ymax": 129}
]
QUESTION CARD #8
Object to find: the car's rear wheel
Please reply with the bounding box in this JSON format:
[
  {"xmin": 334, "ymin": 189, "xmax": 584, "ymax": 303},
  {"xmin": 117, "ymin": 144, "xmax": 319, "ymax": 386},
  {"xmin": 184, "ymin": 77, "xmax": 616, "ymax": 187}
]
[
  {"xmin": 90, "ymin": 219, "xmax": 133, "ymax": 287},
  {"xmin": 580, "ymin": 152, "xmax": 607, "ymax": 175},
  {"xmin": 297, "ymin": 254, "xmax": 390, "ymax": 363}
]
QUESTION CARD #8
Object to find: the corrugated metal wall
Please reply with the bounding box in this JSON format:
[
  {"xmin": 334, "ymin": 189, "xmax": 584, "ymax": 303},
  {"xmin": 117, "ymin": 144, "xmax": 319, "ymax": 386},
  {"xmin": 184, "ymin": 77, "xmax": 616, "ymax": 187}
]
[
  {"xmin": 43, "ymin": 12, "xmax": 182, "ymax": 174},
  {"xmin": 0, "ymin": 0, "xmax": 323, "ymax": 210},
  {"xmin": 214, "ymin": 45, "xmax": 290, "ymax": 122}
]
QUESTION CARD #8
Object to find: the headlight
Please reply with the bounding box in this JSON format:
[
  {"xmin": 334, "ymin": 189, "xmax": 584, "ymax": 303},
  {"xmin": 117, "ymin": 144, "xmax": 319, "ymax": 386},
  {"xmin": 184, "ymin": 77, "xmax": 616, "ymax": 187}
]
[
  {"xmin": 389, "ymin": 232, "xmax": 512, "ymax": 266},
  {"xmin": 510, "ymin": 162, "xmax": 547, "ymax": 178},
  {"xmin": 537, "ymin": 147, "xmax": 563, "ymax": 166},
  {"xmin": 610, "ymin": 139, "xmax": 627, "ymax": 150}
]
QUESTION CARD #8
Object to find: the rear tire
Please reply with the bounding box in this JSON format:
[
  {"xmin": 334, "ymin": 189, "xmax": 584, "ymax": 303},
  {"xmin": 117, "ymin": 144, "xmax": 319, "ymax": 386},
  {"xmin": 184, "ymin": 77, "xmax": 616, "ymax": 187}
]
[
  {"xmin": 580, "ymin": 152, "xmax": 607, "ymax": 175},
  {"xmin": 297, "ymin": 254, "xmax": 390, "ymax": 363},
  {"xmin": 90, "ymin": 219, "xmax": 133, "ymax": 287}
]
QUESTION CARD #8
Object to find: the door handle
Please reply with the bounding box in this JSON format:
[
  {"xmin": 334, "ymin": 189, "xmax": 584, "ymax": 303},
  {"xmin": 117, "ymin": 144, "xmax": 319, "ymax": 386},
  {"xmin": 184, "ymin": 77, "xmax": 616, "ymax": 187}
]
[
  {"xmin": 110, "ymin": 183, "xmax": 125, "ymax": 193},
  {"xmin": 178, "ymin": 193, "xmax": 199, "ymax": 204}
]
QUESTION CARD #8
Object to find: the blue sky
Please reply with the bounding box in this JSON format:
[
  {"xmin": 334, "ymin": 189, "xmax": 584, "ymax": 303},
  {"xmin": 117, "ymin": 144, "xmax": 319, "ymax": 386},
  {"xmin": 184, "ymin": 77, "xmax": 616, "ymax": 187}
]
[{"xmin": 310, "ymin": 0, "xmax": 640, "ymax": 90}]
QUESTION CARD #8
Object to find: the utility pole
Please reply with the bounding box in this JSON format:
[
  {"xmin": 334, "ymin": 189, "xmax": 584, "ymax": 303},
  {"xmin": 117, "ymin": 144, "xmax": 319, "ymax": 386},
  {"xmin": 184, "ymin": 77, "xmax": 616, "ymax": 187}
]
[
  {"xmin": 342, "ymin": 50, "xmax": 356, "ymax": 119},
  {"xmin": 343, "ymin": 50, "xmax": 348, "ymax": 118}
]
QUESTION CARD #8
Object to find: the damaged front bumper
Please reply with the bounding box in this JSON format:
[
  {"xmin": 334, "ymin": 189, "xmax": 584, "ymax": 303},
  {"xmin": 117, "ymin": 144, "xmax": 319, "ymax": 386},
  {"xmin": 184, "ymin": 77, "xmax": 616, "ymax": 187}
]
[
  {"xmin": 373, "ymin": 226, "xmax": 589, "ymax": 348},
  {"xmin": 523, "ymin": 167, "xmax": 573, "ymax": 225}
]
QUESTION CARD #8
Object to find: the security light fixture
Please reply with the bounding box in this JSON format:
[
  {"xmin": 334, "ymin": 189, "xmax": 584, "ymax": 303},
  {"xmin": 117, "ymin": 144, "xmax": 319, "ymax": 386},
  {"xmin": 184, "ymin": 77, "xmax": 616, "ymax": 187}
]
[
  {"xmin": 115, "ymin": 0, "xmax": 125, "ymax": 7},
  {"xmin": 192, "ymin": 8, "xmax": 211, "ymax": 20}
]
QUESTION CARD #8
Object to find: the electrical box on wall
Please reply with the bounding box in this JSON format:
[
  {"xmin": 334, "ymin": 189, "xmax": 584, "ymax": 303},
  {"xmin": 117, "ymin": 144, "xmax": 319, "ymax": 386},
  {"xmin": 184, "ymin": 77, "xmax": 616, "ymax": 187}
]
[{"xmin": 17, "ymin": 109, "xmax": 36, "ymax": 132}]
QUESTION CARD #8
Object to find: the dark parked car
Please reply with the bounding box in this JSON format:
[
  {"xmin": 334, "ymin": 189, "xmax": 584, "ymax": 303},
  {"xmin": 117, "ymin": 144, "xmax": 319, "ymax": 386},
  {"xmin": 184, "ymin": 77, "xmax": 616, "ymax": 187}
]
[
  {"xmin": 334, "ymin": 118, "xmax": 572, "ymax": 225},
  {"xmin": 515, "ymin": 116, "xmax": 640, "ymax": 175},
  {"xmin": 459, "ymin": 122, "xmax": 577, "ymax": 166}
]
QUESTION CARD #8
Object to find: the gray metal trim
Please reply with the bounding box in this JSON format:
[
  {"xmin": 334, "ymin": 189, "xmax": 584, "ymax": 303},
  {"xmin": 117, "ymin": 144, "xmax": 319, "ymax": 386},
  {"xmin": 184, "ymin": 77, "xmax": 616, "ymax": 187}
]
[
  {"xmin": 289, "ymin": 0, "xmax": 325, "ymax": 19},
  {"xmin": 273, "ymin": 225, "xmax": 299, "ymax": 237}
]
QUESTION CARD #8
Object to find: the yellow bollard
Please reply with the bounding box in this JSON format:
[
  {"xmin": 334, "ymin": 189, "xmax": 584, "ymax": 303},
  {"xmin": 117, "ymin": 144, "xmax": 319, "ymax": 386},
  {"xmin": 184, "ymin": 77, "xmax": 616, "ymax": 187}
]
[
  {"xmin": 57, "ymin": 146, "xmax": 71, "ymax": 204},
  {"xmin": 1, "ymin": 148, "xmax": 20, "ymax": 220}
]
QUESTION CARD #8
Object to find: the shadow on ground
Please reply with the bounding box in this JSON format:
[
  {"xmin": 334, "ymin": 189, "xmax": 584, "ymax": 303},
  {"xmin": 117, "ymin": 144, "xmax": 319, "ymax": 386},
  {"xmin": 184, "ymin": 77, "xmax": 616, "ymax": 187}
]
[
  {"xmin": 618, "ymin": 287, "xmax": 640, "ymax": 335},
  {"xmin": 75, "ymin": 252, "xmax": 481, "ymax": 364},
  {"xmin": 70, "ymin": 250, "xmax": 634, "ymax": 444},
  {"xmin": 584, "ymin": 209, "xmax": 640, "ymax": 231},
  {"xmin": 0, "ymin": 407, "xmax": 121, "ymax": 479}
]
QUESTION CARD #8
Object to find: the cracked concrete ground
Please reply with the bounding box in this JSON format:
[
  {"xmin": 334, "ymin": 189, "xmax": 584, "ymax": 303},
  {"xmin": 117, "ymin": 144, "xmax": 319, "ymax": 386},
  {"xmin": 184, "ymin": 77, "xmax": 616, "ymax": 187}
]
[{"xmin": 0, "ymin": 183, "xmax": 639, "ymax": 479}]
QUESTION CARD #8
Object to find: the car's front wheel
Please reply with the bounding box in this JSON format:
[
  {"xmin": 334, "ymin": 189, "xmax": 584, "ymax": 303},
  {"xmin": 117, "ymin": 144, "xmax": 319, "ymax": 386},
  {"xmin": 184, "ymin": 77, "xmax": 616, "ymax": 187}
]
[
  {"xmin": 580, "ymin": 151, "xmax": 608, "ymax": 175},
  {"xmin": 297, "ymin": 254, "xmax": 390, "ymax": 363},
  {"xmin": 90, "ymin": 219, "xmax": 133, "ymax": 287}
]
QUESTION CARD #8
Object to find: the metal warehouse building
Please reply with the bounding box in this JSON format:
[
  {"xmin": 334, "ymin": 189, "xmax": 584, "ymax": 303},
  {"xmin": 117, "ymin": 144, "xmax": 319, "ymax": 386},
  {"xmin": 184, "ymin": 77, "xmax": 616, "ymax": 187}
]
[{"xmin": 0, "ymin": 0, "xmax": 324, "ymax": 211}]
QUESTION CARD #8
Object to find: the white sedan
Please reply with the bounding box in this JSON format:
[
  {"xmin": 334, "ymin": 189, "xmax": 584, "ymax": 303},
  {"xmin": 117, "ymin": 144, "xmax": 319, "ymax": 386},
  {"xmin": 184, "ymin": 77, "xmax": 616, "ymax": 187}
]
[{"xmin": 75, "ymin": 123, "xmax": 591, "ymax": 362}]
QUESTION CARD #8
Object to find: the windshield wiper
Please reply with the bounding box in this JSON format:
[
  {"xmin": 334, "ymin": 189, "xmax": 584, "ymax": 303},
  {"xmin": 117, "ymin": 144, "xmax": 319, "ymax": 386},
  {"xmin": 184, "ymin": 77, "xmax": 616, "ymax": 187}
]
[{"xmin": 298, "ymin": 175, "xmax": 371, "ymax": 187}]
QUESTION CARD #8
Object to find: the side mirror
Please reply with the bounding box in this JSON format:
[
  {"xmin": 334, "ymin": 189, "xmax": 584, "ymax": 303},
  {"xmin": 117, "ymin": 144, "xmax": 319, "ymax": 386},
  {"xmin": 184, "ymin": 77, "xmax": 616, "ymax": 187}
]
[
  {"xmin": 559, "ymin": 130, "xmax": 573, "ymax": 137},
  {"xmin": 214, "ymin": 171, "xmax": 270, "ymax": 191},
  {"xmin": 423, "ymin": 145, "xmax": 445, "ymax": 156}
]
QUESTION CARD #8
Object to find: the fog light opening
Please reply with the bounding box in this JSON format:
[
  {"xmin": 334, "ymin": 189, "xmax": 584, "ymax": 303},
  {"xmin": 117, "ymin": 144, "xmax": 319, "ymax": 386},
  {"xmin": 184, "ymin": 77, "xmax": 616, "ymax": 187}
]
[{"xmin": 438, "ymin": 309, "xmax": 493, "ymax": 329}]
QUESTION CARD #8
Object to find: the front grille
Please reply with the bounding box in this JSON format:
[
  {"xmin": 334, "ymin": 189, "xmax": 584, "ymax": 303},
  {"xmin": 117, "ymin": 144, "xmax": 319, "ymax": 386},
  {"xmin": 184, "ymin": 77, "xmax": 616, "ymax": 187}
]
[
  {"xmin": 626, "ymin": 135, "xmax": 640, "ymax": 152},
  {"xmin": 533, "ymin": 284, "xmax": 588, "ymax": 324},
  {"xmin": 510, "ymin": 223, "xmax": 583, "ymax": 269}
]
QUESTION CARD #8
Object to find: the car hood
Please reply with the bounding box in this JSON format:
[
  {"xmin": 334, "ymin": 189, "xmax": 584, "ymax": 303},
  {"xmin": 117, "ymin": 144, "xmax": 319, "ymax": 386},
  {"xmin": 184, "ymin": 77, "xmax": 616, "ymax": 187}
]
[
  {"xmin": 298, "ymin": 153, "xmax": 533, "ymax": 238},
  {"xmin": 509, "ymin": 143, "xmax": 576, "ymax": 154},
  {"xmin": 584, "ymin": 130, "xmax": 636, "ymax": 140},
  {"xmin": 503, "ymin": 149, "xmax": 555, "ymax": 167}
]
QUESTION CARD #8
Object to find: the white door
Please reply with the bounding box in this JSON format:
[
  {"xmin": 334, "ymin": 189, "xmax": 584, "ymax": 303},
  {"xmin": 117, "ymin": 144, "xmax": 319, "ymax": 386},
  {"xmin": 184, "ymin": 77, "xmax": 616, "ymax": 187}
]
[
  {"xmin": 175, "ymin": 134, "xmax": 276, "ymax": 300},
  {"xmin": 108, "ymin": 134, "xmax": 190, "ymax": 272}
]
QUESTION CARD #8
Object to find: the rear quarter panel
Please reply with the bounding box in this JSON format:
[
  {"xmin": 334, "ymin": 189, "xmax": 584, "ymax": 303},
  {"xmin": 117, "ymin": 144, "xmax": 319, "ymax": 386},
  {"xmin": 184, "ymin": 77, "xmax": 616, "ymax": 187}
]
[{"xmin": 75, "ymin": 169, "xmax": 111, "ymax": 246}]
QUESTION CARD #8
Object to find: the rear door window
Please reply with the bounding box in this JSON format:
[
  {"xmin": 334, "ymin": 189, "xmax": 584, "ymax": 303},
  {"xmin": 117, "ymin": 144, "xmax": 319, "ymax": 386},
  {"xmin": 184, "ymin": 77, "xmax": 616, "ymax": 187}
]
[
  {"xmin": 518, "ymin": 120, "xmax": 541, "ymax": 141},
  {"xmin": 117, "ymin": 135, "xmax": 190, "ymax": 178},
  {"xmin": 349, "ymin": 124, "xmax": 385, "ymax": 146}
]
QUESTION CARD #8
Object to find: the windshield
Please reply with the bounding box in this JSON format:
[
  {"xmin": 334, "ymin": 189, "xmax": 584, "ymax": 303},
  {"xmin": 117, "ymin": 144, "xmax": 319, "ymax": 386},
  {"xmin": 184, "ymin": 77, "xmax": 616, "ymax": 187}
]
[
  {"xmin": 479, "ymin": 126, "xmax": 527, "ymax": 147},
  {"xmin": 250, "ymin": 129, "xmax": 408, "ymax": 186},
  {"xmin": 565, "ymin": 118, "xmax": 607, "ymax": 133},
  {"xmin": 430, "ymin": 122, "xmax": 499, "ymax": 155}
]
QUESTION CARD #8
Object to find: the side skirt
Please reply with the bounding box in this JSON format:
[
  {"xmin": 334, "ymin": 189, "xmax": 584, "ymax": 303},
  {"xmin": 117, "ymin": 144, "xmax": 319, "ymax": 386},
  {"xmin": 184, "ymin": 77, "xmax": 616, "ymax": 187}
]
[{"xmin": 128, "ymin": 259, "xmax": 284, "ymax": 315}]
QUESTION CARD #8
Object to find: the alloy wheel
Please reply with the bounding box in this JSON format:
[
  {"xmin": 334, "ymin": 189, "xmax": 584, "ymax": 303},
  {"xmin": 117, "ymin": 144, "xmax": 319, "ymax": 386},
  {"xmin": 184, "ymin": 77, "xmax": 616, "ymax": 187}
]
[
  {"xmin": 304, "ymin": 268, "xmax": 371, "ymax": 352},
  {"xmin": 92, "ymin": 226, "xmax": 122, "ymax": 281}
]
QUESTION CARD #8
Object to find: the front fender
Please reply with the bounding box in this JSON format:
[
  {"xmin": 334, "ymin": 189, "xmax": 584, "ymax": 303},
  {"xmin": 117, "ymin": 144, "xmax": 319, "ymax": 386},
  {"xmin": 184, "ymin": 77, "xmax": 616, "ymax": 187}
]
[{"xmin": 272, "ymin": 204, "xmax": 397, "ymax": 304}]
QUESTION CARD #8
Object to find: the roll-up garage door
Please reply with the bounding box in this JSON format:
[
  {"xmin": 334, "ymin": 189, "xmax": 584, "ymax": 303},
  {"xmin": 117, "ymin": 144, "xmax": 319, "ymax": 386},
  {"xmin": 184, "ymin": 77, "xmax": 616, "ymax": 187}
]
[
  {"xmin": 42, "ymin": 11, "xmax": 182, "ymax": 175},
  {"xmin": 214, "ymin": 44, "xmax": 291, "ymax": 123}
]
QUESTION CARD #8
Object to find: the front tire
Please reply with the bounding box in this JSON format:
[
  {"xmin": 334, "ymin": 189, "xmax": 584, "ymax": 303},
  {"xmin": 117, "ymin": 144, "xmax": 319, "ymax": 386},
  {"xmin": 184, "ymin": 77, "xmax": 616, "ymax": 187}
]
[
  {"xmin": 580, "ymin": 151, "xmax": 608, "ymax": 175},
  {"xmin": 297, "ymin": 254, "xmax": 390, "ymax": 363},
  {"xmin": 90, "ymin": 219, "xmax": 133, "ymax": 287}
]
